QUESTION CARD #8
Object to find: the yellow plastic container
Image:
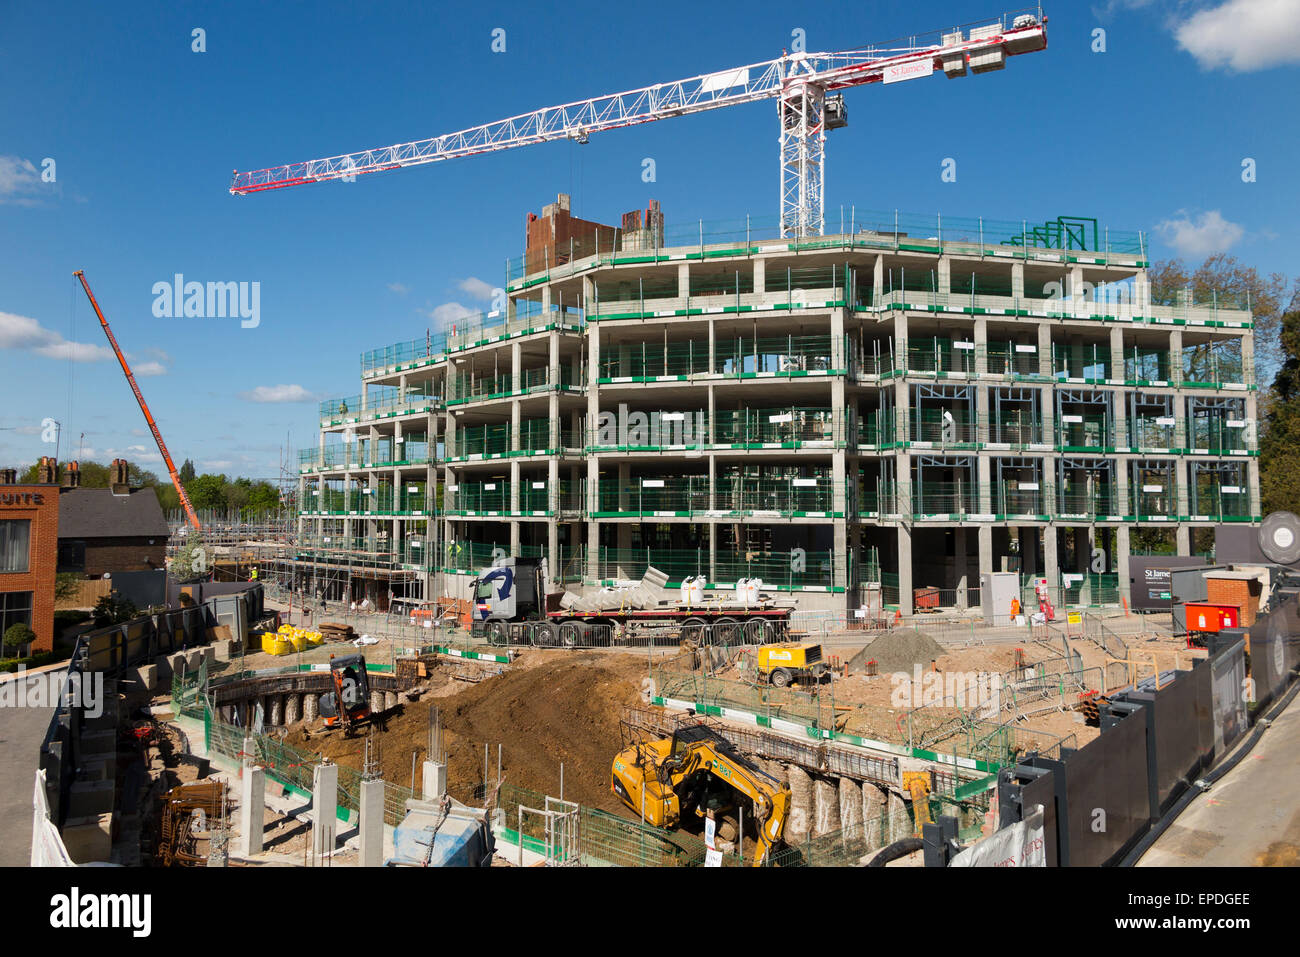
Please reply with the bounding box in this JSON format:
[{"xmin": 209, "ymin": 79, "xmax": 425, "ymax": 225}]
[{"xmin": 261, "ymin": 632, "xmax": 293, "ymax": 656}]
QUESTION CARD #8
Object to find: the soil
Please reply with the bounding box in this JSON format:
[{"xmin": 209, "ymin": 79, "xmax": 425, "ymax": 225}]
[
  {"xmin": 279, "ymin": 650, "xmax": 647, "ymax": 814},
  {"xmin": 848, "ymin": 628, "xmax": 947, "ymax": 674}
]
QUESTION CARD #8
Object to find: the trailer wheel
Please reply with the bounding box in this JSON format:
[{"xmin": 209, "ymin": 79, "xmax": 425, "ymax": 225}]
[
  {"xmin": 680, "ymin": 617, "xmax": 707, "ymax": 647},
  {"xmin": 770, "ymin": 668, "xmax": 793, "ymax": 688},
  {"xmin": 714, "ymin": 617, "xmax": 742, "ymax": 646},
  {"xmin": 559, "ymin": 622, "xmax": 581, "ymax": 648},
  {"xmin": 486, "ymin": 622, "xmax": 508, "ymax": 647},
  {"xmin": 534, "ymin": 621, "xmax": 558, "ymax": 647}
]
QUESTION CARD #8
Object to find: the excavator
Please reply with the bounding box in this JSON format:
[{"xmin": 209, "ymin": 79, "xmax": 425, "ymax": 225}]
[
  {"xmin": 317, "ymin": 653, "xmax": 372, "ymax": 736},
  {"xmin": 611, "ymin": 724, "xmax": 790, "ymax": 866}
]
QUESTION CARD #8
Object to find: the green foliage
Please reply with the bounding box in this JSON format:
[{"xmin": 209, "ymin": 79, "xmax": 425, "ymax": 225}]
[
  {"xmin": 179, "ymin": 459, "xmax": 196, "ymax": 484},
  {"xmin": 3, "ymin": 623, "xmax": 36, "ymax": 651},
  {"xmin": 1261, "ymin": 299, "xmax": 1300, "ymax": 516},
  {"xmin": 91, "ymin": 594, "xmax": 138, "ymax": 628},
  {"xmin": 169, "ymin": 530, "xmax": 208, "ymax": 583},
  {"xmin": 54, "ymin": 572, "xmax": 81, "ymax": 602},
  {"xmin": 53, "ymin": 609, "xmax": 91, "ymax": 636},
  {"xmin": 187, "ymin": 473, "xmax": 228, "ymax": 510},
  {"xmin": 0, "ymin": 651, "xmax": 63, "ymax": 674}
]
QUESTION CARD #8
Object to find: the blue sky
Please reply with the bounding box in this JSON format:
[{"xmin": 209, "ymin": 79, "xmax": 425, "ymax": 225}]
[{"xmin": 1, "ymin": 0, "xmax": 1297, "ymax": 480}]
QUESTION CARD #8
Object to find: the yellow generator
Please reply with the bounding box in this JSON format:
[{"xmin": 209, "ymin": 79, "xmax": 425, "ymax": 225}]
[{"xmin": 755, "ymin": 643, "xmax": 827, "ymax": 688}]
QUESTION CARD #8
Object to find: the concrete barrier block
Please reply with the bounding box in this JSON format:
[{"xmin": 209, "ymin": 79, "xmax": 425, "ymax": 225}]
[
  {"xmin": 153, "ymin": 655, "xmax": 173, "ymax": 679},
  {"xmin": 128, "ymin": 664, "xmax": 159, "ymax": 693},
  {"xmin": 198, "ymin": 645, "xmax": 216, "ymax": 666},
  {"xmin": 68, "ymin": 779, "xmax": 115, "ymax": 818},
  {"xmin": 184, "ymin": 649, "xmax": 203, "ymax": 671},
  {"xmin": 62, "ymin": 813, "xmax": 115, "ymax": 864},
  {"xmin": 212, "ymin": 639, "xmax": 234, "ymax": 662},
  {"xmin": 166, "ymin": 652, "xmax": 188, "ymax": 676}
]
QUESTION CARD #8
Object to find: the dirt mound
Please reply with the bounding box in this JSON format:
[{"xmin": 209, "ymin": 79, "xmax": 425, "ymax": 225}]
[
  {"xmin": 281, "ymin": 651, "xmax": 644, "ymax": 814},
  {"xmin": 848, "ymin": 628, "xmax": 946, "ymax": 675}
]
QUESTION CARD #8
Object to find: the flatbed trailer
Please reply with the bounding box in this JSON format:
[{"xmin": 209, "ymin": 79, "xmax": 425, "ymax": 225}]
[{"xmin": 470, "ymin": 556, "xmax": 794, "ymax": 647}]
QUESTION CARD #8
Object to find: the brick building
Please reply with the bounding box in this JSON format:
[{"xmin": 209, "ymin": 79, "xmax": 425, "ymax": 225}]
[
  {"xmin": 57, "ymin": 459, "xmax": 169, "ymax": 577},
  {"xmin": 0, "ymin": 457, "xmax": 60, "ymax": 652}
]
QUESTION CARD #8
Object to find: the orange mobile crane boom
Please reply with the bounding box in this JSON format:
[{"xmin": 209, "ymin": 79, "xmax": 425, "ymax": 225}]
[{"xmin": 73, "ymin": 270, "xmax": 202, "ymax": 531}]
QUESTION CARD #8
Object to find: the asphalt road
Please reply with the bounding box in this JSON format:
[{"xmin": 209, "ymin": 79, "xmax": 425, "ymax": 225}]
[
  {"xmin": 0, "ymin": 668, "xmax": 61, "ymax": 866},
  {"xmin": 1137, "ymin": 688, "xmax": 1300, "ymax": 866}
]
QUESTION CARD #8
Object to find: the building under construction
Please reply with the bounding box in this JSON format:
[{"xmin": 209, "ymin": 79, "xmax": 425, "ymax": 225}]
[{"xmin": 291, "ymin": 195, "xmax": 1259, "ymax": 614}]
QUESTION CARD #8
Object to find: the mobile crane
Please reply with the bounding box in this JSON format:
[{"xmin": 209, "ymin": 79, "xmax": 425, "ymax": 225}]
[
  {"xmin": 611, "ymin": 724, "xmax": 791, "ymax": 866},
  {"xmin": 74, "ymin": 271, "xmax": 201, "ymax": 530}
]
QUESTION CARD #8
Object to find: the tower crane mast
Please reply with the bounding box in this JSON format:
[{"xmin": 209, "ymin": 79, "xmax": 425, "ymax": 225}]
[{"xmin": 230, "ymin": 9, "xmax": 1047, "ymax": 237}]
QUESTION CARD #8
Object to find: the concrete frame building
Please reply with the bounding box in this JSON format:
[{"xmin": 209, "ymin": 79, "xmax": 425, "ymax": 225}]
[{"xmin": 295, "ymin": 199, "xmax": 1259, "ymax": 615}]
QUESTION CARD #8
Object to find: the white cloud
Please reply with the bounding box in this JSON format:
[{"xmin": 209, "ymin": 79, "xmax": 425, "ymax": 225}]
[
  {"xmin": 0, "ymin": 310, "xmax": 114, "ymax": 362},
  {"xmin": 132, "ymin": 361, "xmax": 167, "ymax": 377},
  {"xmin": 457, "ymin": 277, "xmax": 495, "ymax": 301},
  {"xmin": 1154, "ymin": 210, "xmax": 1246, "ymax": 257},
  {"xmin": 203, "ymin": 459, "xmax": 234, "ymax": 469},
  {"xmin": 240, "ymin": 383, "xmax": 316, "ymax": 403},
  {"xmin": 387, "ymin": 282, "xmax": 409, "ymax": 295},
  {"xmin": 1174, "ymin": 0, "xmax": 1300, "ymax": 72},
  {"xmin": 429, "ymin": 302, "xmax": 476, "ymax": 326},
  {"xmin": 0, "ymin": 155, "xmax": 53, "ymax": 206}
]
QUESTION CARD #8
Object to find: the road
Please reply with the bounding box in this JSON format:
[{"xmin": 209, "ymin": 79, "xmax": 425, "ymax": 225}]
[
  {"xmin": 0, "ymin": 668, "xmax": 62, "ymax": 866},
  {"xmin": 1137, "ymin": 688, "xmax": 1300, "ymax": 866}
]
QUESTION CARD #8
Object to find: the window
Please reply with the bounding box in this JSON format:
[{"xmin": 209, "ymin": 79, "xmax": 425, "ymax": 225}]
[
  {"xmin": 58, "ymin": 541, "xmax": 86, "ymax": 573},
  {"xmin": 0, "ymin": 591, "xmax": 32, "ymax": 635},
  {"xmin": 0, "ymin": 520, "xmax": 30, "ymax": 574}
]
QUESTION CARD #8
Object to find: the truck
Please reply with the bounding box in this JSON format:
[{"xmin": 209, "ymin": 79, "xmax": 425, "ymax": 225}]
[{"xmin": 468, "ymin": 556, "xmax": 794, "ymax": 647}]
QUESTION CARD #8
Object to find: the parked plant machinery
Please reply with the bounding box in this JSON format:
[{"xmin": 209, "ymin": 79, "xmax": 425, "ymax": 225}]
[
  {"xmin": 755, "ymin": 642, "xmax": 828, "ymax": 688},
  {"xmin": 317, "ymin": 653, "xmax": 372, "ymax": 736},
  {"xmin": 468, "ymin": 556, "xmax": 794, "ymax": 647},
  {"xmin": 611, "ymin": 724, "xmax": 791, "ymax": 865}
]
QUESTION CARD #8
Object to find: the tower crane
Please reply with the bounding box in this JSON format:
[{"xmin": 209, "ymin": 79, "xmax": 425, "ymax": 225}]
[
  {"xmin": 230, "ymin": 9, "xmax": 1047, "ymax": 237},
  {"xmin": 73, "ymin": 271, "xmax": 203, "ymax": 531}
]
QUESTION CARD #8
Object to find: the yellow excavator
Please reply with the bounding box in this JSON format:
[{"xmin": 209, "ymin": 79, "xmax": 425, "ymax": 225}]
[{"xmin": 611, "ymin": 724, "xmax": 791, "ymax": 865}]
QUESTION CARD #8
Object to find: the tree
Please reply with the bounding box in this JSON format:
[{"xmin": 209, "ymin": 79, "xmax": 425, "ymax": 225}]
[
  {"xmin": 187, "ymin": 473, "xmax": 228, "ymax": 510},
  {"xmin": 169, "ymin": 531, "xmax": 209, "ymax": 583},
  {"xmin": 1260, "ymin": 293, "xmax": 1300, "ymax": 516},
  {"xmin": 179, "ymin": 459, "xmax": 196, "ymax": 484},
  {"xmin": 3, "ymin": 623, "xmax": 36, "ymax": 656},
  {"xmin": 92, "ymin": 594, "xmax": 138, "ymax": 628},
  {"xmin": 54, "ymin": 573, "xmax": 81, "ymax": 603},
  {"xmin": 1147, "ymin": 255, "xmax": 1292, "ymax": 387}
]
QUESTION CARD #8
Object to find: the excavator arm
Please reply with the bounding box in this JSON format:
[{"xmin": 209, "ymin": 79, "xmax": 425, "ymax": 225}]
[{"xmin": 678, "ymin": 744, "xmax": 791, "ymax": 866}]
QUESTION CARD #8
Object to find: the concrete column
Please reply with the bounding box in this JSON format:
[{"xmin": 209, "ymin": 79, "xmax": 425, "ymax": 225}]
[
  {"xmin": 1170, "ymin": 328, "xmax": 1184, "ymax": 385},
  {"xmin": 312, "ymin": 762, "xmax": 339, "ymax": 863},
  {"xmin": 753, "ymin": 257, "xmax": 765, "ymax": 296},
  {"xmin": 509, "ymin": 459, "xmax": 521, "ymax": 514},
  {"xmin": 954, "ymin": 526, "xmax": 968, "ymax": 609},
  {"xmin": 677, "ymin": 261, "xmax": 690, "ymax": 299},
  {"xmin": 1044, "ymin": 527, "xmax": 1059, "ymax": 600},
  {"xmin": 872, "ymin": 254, "xmax": 884, "ymax": 304},
  {"xmin": 1116, "ymin": 525, "xmax": 1132, "ymax": 605},
  {"xmin": 422, "ymin": 760, "xmax": 448, "ymax": 799},
  {"xmin": 937, "ymin": 256, "xmax": 951, "ymax": 304},
  {"xmin": 284, "ymin": 694, "xmax": 301, "ymax": 726},
  {"xmin": 977, "ymin": 456, "xmax": 992, "ymax": 514},
  {"xmin": 978, "ymin": 524, "xmax": 993, "ymax": 582},
  {"xmin": 1041, "ymin": 384, "xmax": 1056, "ymax": 448},
  {"xmin": 897, "ymin": 525, "xmax": 913, "ymax": 615},
  {"xmin": 304, "ymin": 694, "xmax": 319, "ymax": 722},
  {"xmin": 1011, "ymin": 262, "xmax": 1025, "ymax": 300},
  {"xmin": 1176, "ymin": 524, "xmax": 1191, "ymax": 555},
  {"xmin": 973, "ymin": 317, "xmax": 988, "ymax": 377},
  {"xmin": 1038, "ymin": 322, "xmax": 1052, "ymax": 378},
  {"xmin": 238, "ymin": 766, "xmax": 265, "ymax": 858},
  {"xmin": 359, "ymin": 778, "xmax": 385, "ymax": 868}
]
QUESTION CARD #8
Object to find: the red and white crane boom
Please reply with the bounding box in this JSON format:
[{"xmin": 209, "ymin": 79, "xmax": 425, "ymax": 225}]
[{"xmin": 230, "ymin": 9, "xmax": 1046, "ymax": 236}]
